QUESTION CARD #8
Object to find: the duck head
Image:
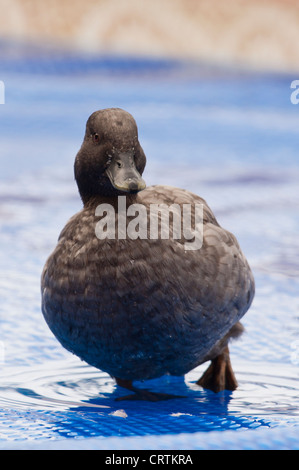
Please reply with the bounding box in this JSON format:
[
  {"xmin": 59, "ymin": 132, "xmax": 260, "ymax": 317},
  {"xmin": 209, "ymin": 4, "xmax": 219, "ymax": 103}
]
[{"xmin": 75, "ymin": 108, "xmax": 146, "ymax": 203}]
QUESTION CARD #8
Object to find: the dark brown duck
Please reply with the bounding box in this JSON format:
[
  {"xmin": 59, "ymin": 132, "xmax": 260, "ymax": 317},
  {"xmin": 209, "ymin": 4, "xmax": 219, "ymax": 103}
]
[{"xmin": 41, "ymin": 108, "xmax": 255, "ymax": 400}]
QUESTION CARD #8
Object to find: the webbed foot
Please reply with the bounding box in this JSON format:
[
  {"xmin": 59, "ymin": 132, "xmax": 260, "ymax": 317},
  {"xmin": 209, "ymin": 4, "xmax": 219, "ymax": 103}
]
[
  {"xmin": 115, "ymin": 377, "xmax": 185, "ymax": 401},
  {"xmin": 196, "ymin": 346, "xmax": 238, "ymax": 393}
]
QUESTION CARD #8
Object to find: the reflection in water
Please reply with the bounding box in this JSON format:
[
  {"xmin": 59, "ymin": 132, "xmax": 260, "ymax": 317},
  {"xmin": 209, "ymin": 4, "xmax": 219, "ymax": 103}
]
[{"xmin": 0, "ymin": 359, "xmax": 298, "ymax": 441}]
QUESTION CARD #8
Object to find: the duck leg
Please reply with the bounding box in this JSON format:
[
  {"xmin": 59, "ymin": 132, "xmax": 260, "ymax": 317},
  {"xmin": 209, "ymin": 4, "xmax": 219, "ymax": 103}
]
[
  {"xmin": 196, "ymin": 346, "xmax": 238, "ymax": 393},
  {"xmin": 114, "ymin": 377, "xmax": 184, "ymax": 402}
]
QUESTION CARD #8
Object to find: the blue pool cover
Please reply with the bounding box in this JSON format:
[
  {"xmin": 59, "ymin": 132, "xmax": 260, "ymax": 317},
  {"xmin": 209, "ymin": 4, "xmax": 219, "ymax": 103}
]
[{"xmin": 0, "ymin": 41, "xmax": 299, "ymax": 449}]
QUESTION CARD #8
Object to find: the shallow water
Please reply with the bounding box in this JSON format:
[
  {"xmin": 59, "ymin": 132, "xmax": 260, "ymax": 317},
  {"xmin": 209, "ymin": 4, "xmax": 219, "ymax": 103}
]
[{"xmin": 0, "ymin": 50, "xmax": 299, "ymax": 448}]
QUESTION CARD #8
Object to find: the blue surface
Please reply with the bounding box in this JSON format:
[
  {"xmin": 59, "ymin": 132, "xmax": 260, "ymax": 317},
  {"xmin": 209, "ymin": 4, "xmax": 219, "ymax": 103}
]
[{"xmin": 0, "ymin": 43, "xmax": 299, "ymax": 449}]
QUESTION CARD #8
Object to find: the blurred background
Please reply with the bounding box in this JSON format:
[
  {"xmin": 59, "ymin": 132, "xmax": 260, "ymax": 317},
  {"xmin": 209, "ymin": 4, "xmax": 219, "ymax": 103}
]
[
  {"xmin": 0, "ymin": 0, "xmax": 299, "ymax": 449},
  {"xmin": 1, "ymin": 0, "xmax": 299, "ymax": 72}
]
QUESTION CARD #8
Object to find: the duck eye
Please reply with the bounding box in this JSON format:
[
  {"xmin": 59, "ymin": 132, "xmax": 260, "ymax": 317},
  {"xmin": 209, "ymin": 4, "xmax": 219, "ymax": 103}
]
[{"xmin": 92, "ymin": 133, "xmax": 100, "ymax": 143}]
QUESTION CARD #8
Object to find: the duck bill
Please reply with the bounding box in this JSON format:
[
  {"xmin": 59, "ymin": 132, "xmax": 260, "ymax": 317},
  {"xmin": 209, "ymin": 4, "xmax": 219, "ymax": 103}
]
[{"xmin": 105, "ymin": 151, "xmax": 146, "ymax": 193}]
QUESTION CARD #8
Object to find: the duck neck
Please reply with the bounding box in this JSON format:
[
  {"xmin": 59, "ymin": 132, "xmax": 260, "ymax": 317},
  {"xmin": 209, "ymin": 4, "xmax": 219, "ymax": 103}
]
[{"xmin": 83, "ymin": 193, "xmax": 139, "ymax": 212}]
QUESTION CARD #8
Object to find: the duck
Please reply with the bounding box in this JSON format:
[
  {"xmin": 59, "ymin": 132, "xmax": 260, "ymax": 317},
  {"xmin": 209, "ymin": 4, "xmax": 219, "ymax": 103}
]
[{"xmin": 41, "ymin": 108, "xmax": 255, "ymax": 401}]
